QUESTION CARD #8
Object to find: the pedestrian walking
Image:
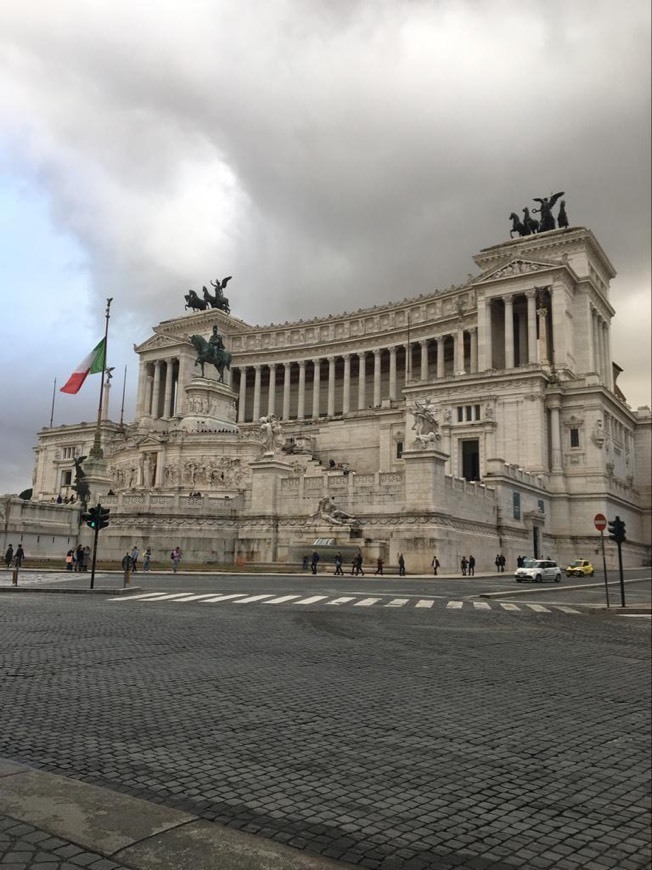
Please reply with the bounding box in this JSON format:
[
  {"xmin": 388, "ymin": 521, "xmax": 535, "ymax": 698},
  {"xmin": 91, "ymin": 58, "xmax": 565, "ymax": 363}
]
[
  {"xmin": 431, "ymin": 555, "xmax": 440, "ymax": 576},
  {"xmin": 130, "ymin": 546, "xmax": 139, "ymax": 573},
  {"xmin": 310, "ymin": 551, "xmax": 320, "ymax": 575},
  {"xmin": 468, "ymin": 554, "xmax": 475, "ymax": 576},
  {"xmin": 398, "ymin": 553, "xmax": 406, "ymax": 576},
  {"xmin": 83, "ymin": 546, "xmax": 91, "ymax": 572},
  {"xmin": 495, "ymin": 554, "xmax": 501, "ymax": 572},
  {"xmin": 14, "ymin": 544, "xmax": 25, "ymax": 567},
  {"xmin": 354, "ymin": 553, "xmax": 365, "ymax": 576},
  {"xmin": 65, "ymin": 549, "xmax": 75, "ymax": 571},
  {"xmin": 302, "ymin": 555, "xmax": 309, "ymax": 571},
  {"xmin": 333, "ymin": 552, "xmax": 344, "ymax": 575},
  {"xmin": 170, "ymin": 547, "xmax": 182, "ymax": 572},
  {"xmin": 499, "ymin": 554, "xmax": 506, "ymax": 572},
  {"xmin": 4, "ymin": 544, "xmax": 13, "ymax": 568},
  {"xmin": 461, "ymin": 556, "xmax": 468, "ymax": 576},
  {"xmin": 75, "ymin": 544, "xmax": 84, "ymax": 572},
  {"xmin": 143, "ymin": 548, "xmax": 152, "ymax": 571},
  {"xmin": 374, "ymin": 557, "xmax": 384, "ymax": 575}
]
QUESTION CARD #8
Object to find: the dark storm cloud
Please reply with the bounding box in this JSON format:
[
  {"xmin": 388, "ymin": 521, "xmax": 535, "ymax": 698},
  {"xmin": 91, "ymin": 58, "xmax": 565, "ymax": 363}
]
[{"xmin": 0, "ymin": 0, "xmax": 649, "ymax": 492}]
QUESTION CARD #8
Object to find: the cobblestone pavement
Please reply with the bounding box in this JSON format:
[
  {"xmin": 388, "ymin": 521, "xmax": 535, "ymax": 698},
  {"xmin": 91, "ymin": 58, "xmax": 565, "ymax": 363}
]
[
  {"xmin": 0, "ymin": 814, "xmax": 131, "ymax": 870},
  {"xmin": 0, "ymin": 594, "xmax": 650, "ymax": 869}
]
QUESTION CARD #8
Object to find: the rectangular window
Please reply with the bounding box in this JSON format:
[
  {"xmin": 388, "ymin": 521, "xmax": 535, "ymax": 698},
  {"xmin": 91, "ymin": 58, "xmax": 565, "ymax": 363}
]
[
  {"xmin": 513, "ymin": 492, "xmax": 521, "ymax": 520},
  {"xmin": 457, "ymin": 407, "xmax": 464, "ymax": 423},
  {"xmin": 570, "ymin": 428, "xmax": 580, "ymax": 448},
  {"xmin": 475, "ymin": 404, "xmax": 481, "ymax": 420},
  {"xmin": 396, "ymin": 441, "xmax": 403, "ymax": 459},
  {"xmin": 460, "ymin": 439, "xmax": 480, "ymax": 481},
  {"xmin": 61, "ymin": 470, "xmax": 72, "ymax": 486},
  {"xmin": 465, "ymin": 405, "xmax": 472, "ymax": 421},
  {"xmin": 538, "ymin": 499, "xmax": 545, "ymax": 515}
]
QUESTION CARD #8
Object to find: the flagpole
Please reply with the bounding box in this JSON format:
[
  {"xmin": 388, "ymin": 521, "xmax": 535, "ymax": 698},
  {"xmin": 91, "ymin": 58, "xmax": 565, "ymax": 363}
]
[
  {"xmin": 49, "ymin": 378, "xmax": 57, "ymax": 428},
  {"xmin": 89, "ymin": 297, "xmax": 113, "ymax": 459},
  {"xmin": 119, "ymin": 364, "xmax": 127, "ymax": 428}
]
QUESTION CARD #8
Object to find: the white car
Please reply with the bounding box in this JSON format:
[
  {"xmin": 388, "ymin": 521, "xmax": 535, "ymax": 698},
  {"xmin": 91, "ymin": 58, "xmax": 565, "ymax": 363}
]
[{"xmin": 515, "ymin": 559, "xmax": 562, "ymax": 583}]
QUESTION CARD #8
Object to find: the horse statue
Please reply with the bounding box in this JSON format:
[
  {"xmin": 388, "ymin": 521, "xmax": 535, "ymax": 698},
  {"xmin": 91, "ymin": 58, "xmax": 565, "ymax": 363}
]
[
  {"xmin": 72, "ymin": 455, "xmax": 90, "ymax": 507},
  {"xmin": 509, "ymin": 212, "xmax": 527, "ymax": 238},
  {"xmin": 189, "ymin": 334, "xmax": 232, "ymax": 383},
  {"xmin": 202, "ymin": 285, "xmax": 231, "ymax": 313},
  {"xmin": 184, "ymin": 290, "xmax": 208, "ymax": 312},
  {"xmin": 210, "ymin": 276, "xmax": 232, "ymax": 314},
  {"xmin": 522, "ymin": 207, "xmax": 539, "ymax": 235}
]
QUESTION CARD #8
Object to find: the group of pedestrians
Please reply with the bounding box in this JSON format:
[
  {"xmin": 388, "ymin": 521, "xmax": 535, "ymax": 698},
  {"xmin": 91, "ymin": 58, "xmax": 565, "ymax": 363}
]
[
  {"xmin": 495, "ymin": 553, "xmax": 507, "ymax": 572},
  {"xmin": 64, "ymin": 544, "xmax": 91, "ymax": 572},
  {"xmin": 460, "ymin": 555, "xmax": 476, "ymax": 576},
  {"xmin": 4, "ymin": 544, "xmax": 24, "ymax": 569}
]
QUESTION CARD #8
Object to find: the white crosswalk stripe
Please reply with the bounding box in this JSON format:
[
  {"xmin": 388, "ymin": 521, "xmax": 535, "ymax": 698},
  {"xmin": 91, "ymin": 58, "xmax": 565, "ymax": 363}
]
[
  {"xmin": 264, "ymin": 595, "xmax": 303, "ymax": 604},
  {"xmin": 109, "ymin": 592, "xmax": 588, "ymax": 616}
]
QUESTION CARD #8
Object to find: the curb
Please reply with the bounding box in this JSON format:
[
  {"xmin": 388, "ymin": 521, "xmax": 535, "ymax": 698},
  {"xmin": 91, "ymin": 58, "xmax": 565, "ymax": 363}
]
[
  {"xmin": 0, "ymin": 759, "xmax": 348, "ymax": 869},
  {"xmin": 480, "ymin": 576, "xmax": 651, "ymax": 598}
]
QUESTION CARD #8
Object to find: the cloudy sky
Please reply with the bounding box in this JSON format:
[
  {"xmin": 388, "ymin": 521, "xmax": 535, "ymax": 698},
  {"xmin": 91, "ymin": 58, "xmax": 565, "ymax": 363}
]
[{"xmin": 0, "ymin": 0, "xmax": 650, "ymax": 495}]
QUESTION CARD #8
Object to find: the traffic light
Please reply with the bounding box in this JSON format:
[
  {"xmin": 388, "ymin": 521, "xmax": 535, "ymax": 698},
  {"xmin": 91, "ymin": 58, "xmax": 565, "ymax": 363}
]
[
  {"xmin": 81, "ymin": 506, "xmax": 99, "ymax": 529},
  {"xmin": 97, "ymin": 506, "xmax": 110, "ymax": 530},
  {"xmin": 607, "ymin": 515, "xmax": 626, "ymax": 544}
]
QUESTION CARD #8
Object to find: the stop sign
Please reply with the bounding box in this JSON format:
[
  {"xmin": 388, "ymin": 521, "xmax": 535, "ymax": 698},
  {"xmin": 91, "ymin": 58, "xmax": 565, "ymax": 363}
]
[{"xmin": 594, "ymin": 513, "xmax": 607, "ymax": 532}]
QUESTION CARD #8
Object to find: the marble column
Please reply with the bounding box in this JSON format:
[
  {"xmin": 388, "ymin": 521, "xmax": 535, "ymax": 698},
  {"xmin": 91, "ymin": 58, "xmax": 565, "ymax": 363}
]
[
  {"xmin": 136, "ymin": 363, "xmax": 147, "ymax": 418},
  {"xmin": 591, "ymin": 309, "xmax": 600, "ymax": 374},
  {"xmin": 526, "ymin": 290, "xmax": 537, "ymax": 364},
  {"xmin": 327, "ymin": 356, "xmax": 336, "ymax": 416},
  {"xmin": 604, "ymin": 321, "xmax": 613, "ymax": 390},
  {"xmin": 267, "ymin": 363, "xmax": 277, "ymax": 416},
  {"xmin": 437, "ymin": 336, "xmax": 445, "ymax": 379},
  {"xmin": 389, "ymin": 346, "xmax": 397, "ymax": 400},
  {"xmin": 282, "ymin": 363, "xmax": 292, "ymax": 420},
  {"xmin": 253, "ymin": 365, "xmax": 262, "ymax": 421},
  {"xmin": 504, "ymin": 295, "xmax": 514, "ymax": 369},
  {"xmin": 358, "ymin": 352, "xmax": 367, "ymax": 410},
  {"xmin": 470, "ymin": 328, "xmax": 478, "ymax": 373},
  {"xmin": 151, "ymin": 361, "xmax": 162, "ymax": 419},
  {"xmin": 455, "ymin": 329, "xmax": 465, "ymax": 374},
  {"xmin": 238, "ymin": 366, "xmax": 248, "ymax": 423},
  {"xmin": 342, "ymin": 354, "xmax": 351, "ymax": 414},
  {"xmin": 163, "ymin": 359, "xmax": 174, "ymax": 418},
  {"xmin": 297, "ymin": 361, "xmax": 306, "ymax": 420},
  {"xmin": 154, "ymin": 448, "xmax": 164, "ymax": 487},
  {"xmin": 373, "ymin": 349, "xmax": 382, "ymax": 406},
  {"xmin": 420, "ymin": 341, "xmax": 429, "ymax": 381},
  {"xmin": 476, "ymin": 294, "xmax": 488, "ymax": 370},
  {"xmin": 312, "ymin": 358, "xmax": 321, "ymax": 419},
  {"xmin": 174, "ymin": 357, "xmax": 185, "ymax": 416},
  {"xmin": 549, "ymin": 402, "xmax": 562, "ymax": 472},
  {"xmin": 537, "ymin": 305, "xmax": 549, "ymax": 364}
]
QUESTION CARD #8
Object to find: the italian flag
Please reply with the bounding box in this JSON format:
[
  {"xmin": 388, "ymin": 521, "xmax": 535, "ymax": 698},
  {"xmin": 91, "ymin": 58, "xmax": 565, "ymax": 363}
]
[{"xmin": 60, "ymin": 338, "xmax": 106, "ymax": 394}]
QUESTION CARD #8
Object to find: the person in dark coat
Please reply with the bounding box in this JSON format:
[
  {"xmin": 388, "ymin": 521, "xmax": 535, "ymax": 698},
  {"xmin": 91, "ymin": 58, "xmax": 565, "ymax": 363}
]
[
  {"xmin": 468, "ymin": 555, "xmax": 476, "ymax": 576},
  {"xmin": 14, "ymin": 545, "xmax": 25, "ymax": 567},
  {"xmin": 310, "ymin": 551, "xmax": 320, "ymax": 575},
  {"xmin": 461, "ymin": 556, "xmax": 468, "ymax": 576},
  {"xmin": 4, "ymin": 545, "xmax": 13, "ymax": 568},
  {"xmin": 333, "ymin": 553, "xmax": 344, "ymax": 575},
  {"xmin": 398, "ymin": 553, "xmax": 406, "ymax": 576}
]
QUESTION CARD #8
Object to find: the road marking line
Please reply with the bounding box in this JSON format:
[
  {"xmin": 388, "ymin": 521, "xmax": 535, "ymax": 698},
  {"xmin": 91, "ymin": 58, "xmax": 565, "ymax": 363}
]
[
  {"xmin": 499, "ymin": 602, "xmax": 520, "ymax": 611},
  {"xmin": 107, "ymin": 593, "xmax": 170, "ymax": 602},
  {"xmin": 353, "ymin": 598, "xmax": 381, "ymax": 607},
  {"xmin": 447, "ymin": 601, "xmax": 463, "ymax": 609},
  {"xmin": 143, "ymin": 593, "xmax": 203, "ymax": 601},
  {"xmin": 294, "ymin": 595, "xmax": 330, "ymax": 604},
  {"xmin": 385, "ymin": 598, "xmax": 409, "ymax": 607},
  {"xmin": 201, "ymin": 593, "xmax": 250, "ymax": 603},
  {"xmin": 263, "ymin": 595, "xmax": 303, "ymax": 604},
  {"xmin": 233, "ymin": 594, "xmax": 276, "ymax": 604},
  {"xmin": 326, "ymin": 597, "xmax": 356, "ymax": 605},
  {"xmin": 415, "ymin": 600, "xmax": 435, "ymax": 608},
  {"xmin": 473, "ymin": 601, "xmax": 491, "ymax": 610},
  {"xmin": 526, "ymin": 604, "xmax": 550, "ymax": 613},
  {"xmin": 556, "ymin": 605, "xmax": 581, "ymax": 614},
  {"xmin": 176, "ymin": 594, "xmax": 224, "ymax": 602}
]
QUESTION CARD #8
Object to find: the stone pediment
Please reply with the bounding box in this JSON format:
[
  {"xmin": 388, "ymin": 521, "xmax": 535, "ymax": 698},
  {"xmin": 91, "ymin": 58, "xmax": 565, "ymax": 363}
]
[
  {"xmin": 477, "ymin": 257, "xmax": 561, "ymax": 283},
  {"xmin": 134, "ymin": 333, "xmax": 187, "ymax": 353}
]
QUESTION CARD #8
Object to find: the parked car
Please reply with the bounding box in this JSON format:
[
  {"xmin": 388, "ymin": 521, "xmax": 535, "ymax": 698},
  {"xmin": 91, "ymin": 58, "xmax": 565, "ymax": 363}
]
[
  {"xmin": 515, "ymin": 559, "xmax": 562, "ymax": 583},
  {"xmin": 565, "ymin": 559, "xmax": 595, "ymax": 577}
]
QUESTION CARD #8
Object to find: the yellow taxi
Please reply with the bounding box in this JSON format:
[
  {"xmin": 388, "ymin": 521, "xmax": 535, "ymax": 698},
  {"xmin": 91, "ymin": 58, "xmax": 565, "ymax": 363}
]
[{"xmin": 565, "ymin": 559, "xmax": 595, "ymax": 577}]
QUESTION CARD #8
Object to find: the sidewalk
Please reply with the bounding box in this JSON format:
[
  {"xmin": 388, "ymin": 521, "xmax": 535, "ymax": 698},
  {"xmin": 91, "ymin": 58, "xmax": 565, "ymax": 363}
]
[{"xmin": 0, "ymin": 759, "xmax": 347, "ymax": 869}]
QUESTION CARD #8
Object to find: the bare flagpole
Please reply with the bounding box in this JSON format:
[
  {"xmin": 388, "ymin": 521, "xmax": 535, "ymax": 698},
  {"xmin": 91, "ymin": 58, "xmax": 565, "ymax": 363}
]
[
  {"xmin": 119, "ymin": 364, "xmax": 127, "ymax": 428},
  {"xmin": 89, "ymin": 297, "xmax": 113, "ymax": 459},
  {"xmin": 49, "ymin": 377, "xmax": 57, "ymax": 428}
]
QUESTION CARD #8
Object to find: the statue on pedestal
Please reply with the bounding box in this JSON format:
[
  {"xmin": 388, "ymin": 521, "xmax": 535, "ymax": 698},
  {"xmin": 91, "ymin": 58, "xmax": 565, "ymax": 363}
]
[
  {"xmin": 72, "ymin": 456, "xmax": 90, "ymax": 506},
  {"xmin": 188, "ymin": 326, "xmax": 232, "ymax": 382},
  {"xmin": 313, "ymin": 496, "xmax": 358, "ymax": 526},
  {"xmin": 260, "ymin": 414, "xmax": 285, "ymax": 454},
  {"xmin": 410, "ymin": 398, "xmax": 441, "ymax": 447}
]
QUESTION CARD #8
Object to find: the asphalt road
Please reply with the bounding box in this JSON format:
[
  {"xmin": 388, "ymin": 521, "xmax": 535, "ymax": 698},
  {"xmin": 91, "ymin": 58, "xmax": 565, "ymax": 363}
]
[{"xmin": 0, "ymin": 579, "xmax": 650, "ymax": 869}]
